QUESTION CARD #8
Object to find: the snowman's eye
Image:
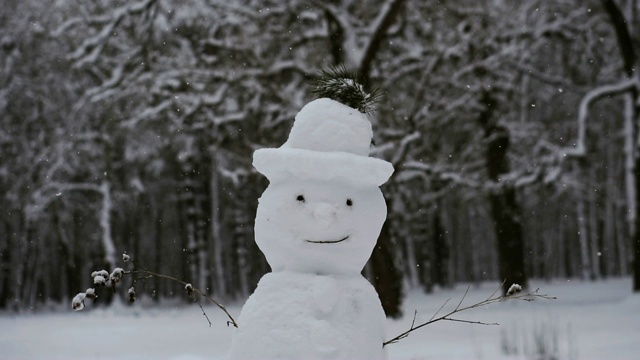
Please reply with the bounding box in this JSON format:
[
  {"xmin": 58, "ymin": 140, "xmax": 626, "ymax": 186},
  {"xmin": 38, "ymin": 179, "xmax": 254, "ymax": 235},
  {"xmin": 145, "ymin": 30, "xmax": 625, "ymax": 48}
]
[
  {"xmin": 346, "ymin": 198, "xmax": 353, "ymax": 206},
  {"xmin": 296, "ymin": 195, "xmax": 305, "ymax": 202}
]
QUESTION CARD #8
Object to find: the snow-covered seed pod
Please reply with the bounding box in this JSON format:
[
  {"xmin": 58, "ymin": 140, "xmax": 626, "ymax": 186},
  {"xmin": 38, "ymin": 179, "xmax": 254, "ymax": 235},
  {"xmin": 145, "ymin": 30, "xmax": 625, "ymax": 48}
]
[
  {"xmin": 93, "ymin": 275, "xmax": 107, "ymax": 286},
  {"xmin": 72, "ymin": 293, "xmax": 86, "ymax": 311},
  {"xmin": 91, "ymin": 270, "xmax": 109, "ymax": 279},
  {"xmin": 110, "ymin": 268, "xmax": 125, "ymax": 284},
  {"xmin": 122, "ymin": 253, "xmax": 131, "ymax": 262},
  {"xmin": 85, "ymin": 288, "xmax": 97, "ymax": 300},
  {"xmin": 185, "ymin": 283, "xmax": 194, "ymax": 297},
  {"xmin": 128, "ymin": 287, "xmax": 136, "ymax": 303},
  {"xmin": 506, "ymin": 283, "xmax": 522, "ymax": 296}
]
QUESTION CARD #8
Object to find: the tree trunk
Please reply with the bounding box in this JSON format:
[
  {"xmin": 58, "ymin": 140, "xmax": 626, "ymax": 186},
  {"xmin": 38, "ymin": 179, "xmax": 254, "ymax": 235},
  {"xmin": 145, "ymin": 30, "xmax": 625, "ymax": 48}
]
[
  {"xmin": 210, "ymin": 151, "xmax": 227, "ymax": 298},
  {"xmin": 1, "ymin": 213, "xmax": 21, "ymax": 310},
  {"xmin": 623, "ymin": 94, "xmax": 636, "ymax": 241},
  {"xmin": 54, "ymin": 205, "xmax": 81, "ymax": 302},
  {"xmin": 588, "ymin": 167, "xmax": 601, "ymax": 279},
  {"xmin": 634, "ymin": 156, "xmax": 640, "ymax": 290},
  {"xmin": 0, "ymin": 218, "xmax": 11, "ymax": 308},
  {"xmin": 622, "ymin": 93, "xmax": 634, "ymax": 277},
  {"xmin": 404, "ymin": 228, "xmax": 420, "ymax": 289},
  {"xmin": 181, "ymin": 159, "xmax": 202, "ymax": 287},
  {"xmin": 468, "ymin": 206, "xmax": 481, "ymax": 284},
  {"xmin": 370, "ymin": 218, "xmax": 403, "ymax": 318},
  {"xmin": 431, "ymin": 211, "xmax": 450, "ymax": 288},
  {"xmin": 604, "ymin": 179, "xmax": 616, "ymax": 277},
  {"xmin": 478, "ymin": 91, "xmax": 527, "ymax": 295},
  {"xmin": 576, "ymin": 192, "xmax": 591, "ymax": 280},
  {"xmin": 324, "ymin": 0, "xmax": 407, "ymax": 314},
  {"xmin": 600, "ymin": 0, "xmax": 640, "ymax": 291},
  {"xmin": 99, "ymin": 181, "xmax": 117, "ymax": 270},
  {"xmin": 153, "ymin": 204, "xmax": 163, "ymax": 301}
]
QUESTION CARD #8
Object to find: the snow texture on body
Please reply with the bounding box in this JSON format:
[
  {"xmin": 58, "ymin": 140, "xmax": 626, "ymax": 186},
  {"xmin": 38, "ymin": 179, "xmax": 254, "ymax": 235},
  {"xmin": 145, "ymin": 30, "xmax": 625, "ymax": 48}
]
[
  {"xmin": 230, "ymin": 272, "xmax": 386, "ymax": 360},
  {"xmin": 229, "ymin": 98, "xmax": 393, "ymax": 359}
]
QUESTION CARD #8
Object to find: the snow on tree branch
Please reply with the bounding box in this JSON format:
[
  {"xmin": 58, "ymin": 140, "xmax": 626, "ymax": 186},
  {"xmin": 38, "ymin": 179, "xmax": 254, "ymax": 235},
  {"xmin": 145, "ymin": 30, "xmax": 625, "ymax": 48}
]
[
  {"xmin": 403, "ymin": 160, "xmax": 549, "ymax": 193},
  {"xmin": 564, "ymin": 77, "xmax": 639, "ymax": 158},
  {"xmin": 28, "ymin": 182, "xmax": 102, "ymax": 217},
  {"xmin": 61, "ymin": 0, "xmax": 157, "ymax": 68},
  {"xmin": 310, "ymin": 0, "xmax": 405, "ymax": 70},
  {"xmin": 358, "ymin": 0, "xmax": 406, "ymax": 76}
]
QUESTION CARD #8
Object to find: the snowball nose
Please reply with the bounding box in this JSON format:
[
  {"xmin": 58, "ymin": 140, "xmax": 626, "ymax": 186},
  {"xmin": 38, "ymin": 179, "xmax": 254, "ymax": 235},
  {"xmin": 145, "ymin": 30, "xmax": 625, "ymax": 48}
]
[{"xmin": 312, "ymin": 202, "xmax": 338, "ymax": 227}]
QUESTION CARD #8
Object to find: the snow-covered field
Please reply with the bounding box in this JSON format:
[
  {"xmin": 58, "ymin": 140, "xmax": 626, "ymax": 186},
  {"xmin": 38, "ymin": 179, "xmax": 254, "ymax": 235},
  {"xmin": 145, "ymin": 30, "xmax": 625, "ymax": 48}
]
[{"xmin": 1, "ymin": 278, "xmax": 638, "ymax": 360}]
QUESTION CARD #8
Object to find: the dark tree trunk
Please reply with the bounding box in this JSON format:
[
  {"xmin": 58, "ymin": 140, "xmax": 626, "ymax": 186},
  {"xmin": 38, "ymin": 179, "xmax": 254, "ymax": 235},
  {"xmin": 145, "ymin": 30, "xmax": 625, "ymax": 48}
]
[
  {"xmin": 478, "ymin": 91, "xmax": 527, "ymax": 295},
  {"xmin": 370, "ymin": 218, "xmax": 403, "ymax": 318},
  {"xmin": 358, "ymin": 0, "xmax": 407, "ymax": 78},
  {"xmin": 600, "ymin": 0, "xmax": 640, "ymax": 291},
  {"xmin": 0, "ymin": 218, "xmax": 13, "ymax": 308},
  {"xmin": 324, "ymin": 0, "xmax": 407, "ymax": 317},
  {"xmin": 634, "ymin": 156, "xmax": 640, "ymax": 291},
  {"xmin": 432, "ymin": 213, "xmax": 450, "ymax": 288},
  {"xmin": 153, "ymin": 205, "xmax": 163, "ymax": 301}
]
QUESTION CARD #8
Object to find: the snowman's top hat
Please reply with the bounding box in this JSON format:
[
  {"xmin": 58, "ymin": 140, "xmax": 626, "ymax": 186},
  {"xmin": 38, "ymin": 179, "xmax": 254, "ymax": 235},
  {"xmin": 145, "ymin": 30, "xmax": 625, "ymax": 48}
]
[{"xmin": 253, "ymin": 98, "xmax": 393, "ymax": 187}]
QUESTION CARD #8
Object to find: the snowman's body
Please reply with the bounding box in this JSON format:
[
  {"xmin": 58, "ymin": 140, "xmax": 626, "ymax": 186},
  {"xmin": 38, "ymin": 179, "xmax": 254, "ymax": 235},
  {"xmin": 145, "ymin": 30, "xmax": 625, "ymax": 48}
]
[
  {"xmin": 229, "ymin": 98, "xmax": 393, "ymax": 360},
  {"xmin": 230, "ymin": 272, "xmax": 386, "ymax": 360}
]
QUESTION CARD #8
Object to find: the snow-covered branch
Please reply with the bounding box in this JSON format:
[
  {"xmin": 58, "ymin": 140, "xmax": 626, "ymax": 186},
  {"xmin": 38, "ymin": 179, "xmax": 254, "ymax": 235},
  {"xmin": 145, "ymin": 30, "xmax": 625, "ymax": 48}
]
[
  {"xmin": 564, "ymin": 77, "xmax": 639, "ymax": 158},
  {"xmin": 507, "ymin": 60, "xmax": 588, "ymax": 92},
  {"xmin": 64, "ymin": 0, "xmax": 156, "ymax": 67},
  {"xmin": 390, "ymin": 131, "xmax": 421, "ymax": 165},
  {"xmin": 28, "ymin": 181, "xmax": 102, "ymax": 216},
  {"xmin": 358, "ymin": 0, "xmax": 406, "ymax": 76},
  {"xmin": 28, "ymin": 179, "xmax": 117, "ymax": 268},
  {"xmin": 311, "ymin": 0, "xmax": 404, "ymax": 72},
  {"xmin": 403, "ymin": 160, "xmax": 550, "ymax": 193},
  {"xmin": 403, "ymin": 161, "xmax": 482, "ymax": 189}
]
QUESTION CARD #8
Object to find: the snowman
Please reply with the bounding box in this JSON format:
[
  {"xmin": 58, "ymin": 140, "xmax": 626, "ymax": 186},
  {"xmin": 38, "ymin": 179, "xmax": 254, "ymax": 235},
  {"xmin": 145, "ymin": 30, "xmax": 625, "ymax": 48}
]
[{"xmin": 229, "ymin": 74, "xmax": 393, "ymax": 360}]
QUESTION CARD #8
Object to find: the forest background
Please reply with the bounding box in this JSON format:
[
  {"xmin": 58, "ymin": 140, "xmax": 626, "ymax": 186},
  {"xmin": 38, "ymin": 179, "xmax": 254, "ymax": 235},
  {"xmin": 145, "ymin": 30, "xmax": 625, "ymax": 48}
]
[{"xmin": 1, "ymin": 0, "xmax": 639, "ymax": 317}]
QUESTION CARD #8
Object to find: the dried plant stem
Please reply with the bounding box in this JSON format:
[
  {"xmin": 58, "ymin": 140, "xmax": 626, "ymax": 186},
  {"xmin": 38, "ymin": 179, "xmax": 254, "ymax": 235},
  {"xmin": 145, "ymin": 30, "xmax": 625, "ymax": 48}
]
[
  {"xmin": 382, "ymin": 283, "xmax": 556, "ymax": 347},
  {"xmin": 199, "ymin": 304, "xmax": 213, "ymax": 327},
  {"xmin": 127, "ymin": 268, "xmax": 238, "ymax": 328}
]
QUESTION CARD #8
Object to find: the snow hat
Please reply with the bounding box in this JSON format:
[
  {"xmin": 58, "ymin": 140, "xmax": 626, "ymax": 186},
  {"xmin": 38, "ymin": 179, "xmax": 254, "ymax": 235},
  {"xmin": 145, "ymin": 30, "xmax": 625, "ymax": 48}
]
[{"xmin": 253, "ymin": 98, "xmax": 394, "ymax": 187}]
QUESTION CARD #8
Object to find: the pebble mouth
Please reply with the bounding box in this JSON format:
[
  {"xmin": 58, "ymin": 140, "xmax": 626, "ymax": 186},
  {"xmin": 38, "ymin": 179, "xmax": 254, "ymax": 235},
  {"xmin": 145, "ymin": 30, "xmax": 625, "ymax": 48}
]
[{"xmin": 305, "ymin": 235, "xmax": 349, "ymax": 244}]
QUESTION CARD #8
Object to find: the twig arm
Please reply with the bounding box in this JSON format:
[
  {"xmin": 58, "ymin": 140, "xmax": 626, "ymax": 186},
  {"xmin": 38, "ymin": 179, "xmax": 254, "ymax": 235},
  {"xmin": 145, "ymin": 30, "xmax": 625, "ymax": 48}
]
[{"xmin": 383, "ymin": 287, "xmax": 556, "ymax": 347}]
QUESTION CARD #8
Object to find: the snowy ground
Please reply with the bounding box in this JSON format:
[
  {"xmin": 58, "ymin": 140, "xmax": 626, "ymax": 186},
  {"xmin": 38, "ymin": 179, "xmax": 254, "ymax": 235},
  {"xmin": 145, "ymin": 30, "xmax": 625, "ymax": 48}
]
[{"xmin": 1, "ymin": 278, "xmax": 638, "ymax": 360}]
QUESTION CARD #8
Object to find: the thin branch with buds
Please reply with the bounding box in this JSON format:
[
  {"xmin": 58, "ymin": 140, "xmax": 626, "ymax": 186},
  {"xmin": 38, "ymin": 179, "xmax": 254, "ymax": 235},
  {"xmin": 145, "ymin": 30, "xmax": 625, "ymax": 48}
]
[
  {"xmin": 382, "ymin": 282, "xmax": 556, "ymax": 347},
  {"xmin": 72, "ymin": 253, "xmax": 238, "ymax": 328},
  {"xmin": 126, "ymin": 266, "xmax": 238, "ymax": 328}
]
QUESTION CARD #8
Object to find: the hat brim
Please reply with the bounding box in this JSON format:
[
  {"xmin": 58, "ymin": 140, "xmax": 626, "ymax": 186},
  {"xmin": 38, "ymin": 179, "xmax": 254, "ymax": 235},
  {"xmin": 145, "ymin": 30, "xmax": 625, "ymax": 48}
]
[{"xmin": 253, "ymin": 148, "xmax": 394, "ymax": 187}]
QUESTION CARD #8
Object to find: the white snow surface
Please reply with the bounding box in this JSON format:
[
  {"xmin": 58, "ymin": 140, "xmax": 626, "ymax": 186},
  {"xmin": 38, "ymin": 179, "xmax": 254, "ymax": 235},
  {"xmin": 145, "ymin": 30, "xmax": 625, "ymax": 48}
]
[{"xmin": 1, "ymin": 278, "xmax": 639, "ymax": 360}]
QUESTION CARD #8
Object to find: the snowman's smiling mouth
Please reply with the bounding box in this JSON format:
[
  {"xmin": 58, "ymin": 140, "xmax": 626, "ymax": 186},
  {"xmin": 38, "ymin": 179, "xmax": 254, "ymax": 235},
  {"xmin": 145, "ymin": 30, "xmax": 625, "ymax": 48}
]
[{"xmin": 305, "ymin": 235, "xmax": 349, "ymax": 244}]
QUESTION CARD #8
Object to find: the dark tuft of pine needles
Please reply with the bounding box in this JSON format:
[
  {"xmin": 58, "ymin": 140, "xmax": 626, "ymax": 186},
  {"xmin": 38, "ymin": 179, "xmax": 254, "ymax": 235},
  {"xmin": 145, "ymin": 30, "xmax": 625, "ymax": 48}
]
[{"xmin": 310, "ymin": 65, "xmax": 382, "ymax": 114}]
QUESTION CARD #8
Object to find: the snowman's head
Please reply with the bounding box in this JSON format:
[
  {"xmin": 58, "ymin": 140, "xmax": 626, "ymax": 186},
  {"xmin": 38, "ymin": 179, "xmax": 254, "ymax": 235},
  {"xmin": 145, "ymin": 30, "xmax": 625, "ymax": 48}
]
[
  {"xmin": 255, "ymin": 178, "xmax": 386, "ymax": 274},
  {"xmin": 252, "ymin": 98, "xmax": 394, "ymax": 274}
]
